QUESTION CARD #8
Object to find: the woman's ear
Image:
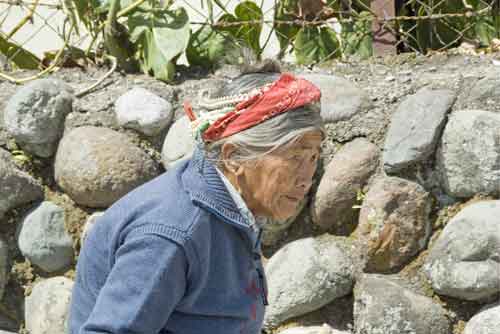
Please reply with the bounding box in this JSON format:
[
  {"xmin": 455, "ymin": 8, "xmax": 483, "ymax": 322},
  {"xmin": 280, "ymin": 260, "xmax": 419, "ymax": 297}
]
[{"xmin": 221, "ymin": 142, "xmax": 242, "ymax": 175}]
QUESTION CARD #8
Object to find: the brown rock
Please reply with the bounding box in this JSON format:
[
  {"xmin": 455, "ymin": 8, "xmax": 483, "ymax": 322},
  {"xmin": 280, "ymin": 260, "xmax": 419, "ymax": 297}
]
[
  {"xmin": 355, "ymin": 176, "xmax": 432, "ymax": 272},
  {"xmin": 311, "ymin": 138, "xmax": 379, "ymax": 234},
  {"xmin": 54, "ymin": 126, "xmax": 160, "ymax": 208}
]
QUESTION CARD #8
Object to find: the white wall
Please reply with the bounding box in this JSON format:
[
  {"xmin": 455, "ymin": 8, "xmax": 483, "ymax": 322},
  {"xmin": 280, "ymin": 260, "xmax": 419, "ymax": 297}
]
[{"xmin": 0, "ymin": 0, "xmax": 282, "ymax": 63}]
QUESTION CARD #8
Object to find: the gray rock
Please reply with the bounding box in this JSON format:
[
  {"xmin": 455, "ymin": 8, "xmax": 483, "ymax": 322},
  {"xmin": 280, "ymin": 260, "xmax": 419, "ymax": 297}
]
[
  {"xmin": 0, "ymin": 148, "xmax": 44, "ymax": 219},
  {"xmin": 354, "ymin": 274, "xmax": 450, "ymax": 334},
  {"xmin": 356, "ymin": 176, "xmax": 432, "ymax": 272},
  {"xmin": 424, "ymin": 200, "xmax": 500, "ymax": 301},
  {"xmin": 464, "ymin": 302, "xmax": 500, "ymax": 334},
  {"xmin": 54, "ymin": 126, "xmax": 160, "ymax": 208},
  {"xmin": 279, "ymin": 325, "xmax": 350, "ymax": 334},
  {"xmin": 464, "ymin": 72, "xmax": 500, "ymax": 111},
  {"xmin": 17, "ymin": 201, "xmax": 73, "ymax": 273},
  {"xmin": 311, "ymin": 138, "xmax": 379, "ymax": 233},
  {"xmin": 0, "ymin": 238, "xmax": 7, "ymax": 300},
  {"xmin": 81, "ymin": 211, "xmax": 104, "ymax": 244},
  {"xmin": 25, "ymin": 277, "xmax": 73, "ymax": 334},
  {"xmin": 300, "ymin": 74, "xmax": 372, "ymax": 123},
  {"xmin": 264, "ymin": 235, "xmax": 354, "ymax": 330},
  {"xmin": 115, "ymin": 87, "xmax": 173, "ymax": 136},
  {"xmin": 161, "ymin": 115, "xmax": 196, "ymax": 168},
  {"xmin": 437, "ymin": 110, "xmax": 500, "ymax": 198},
  {"xmin": 4, "ymin": 79, "xmax": 74, "ymax": 157},
  {"xmin": 383, "ymin": 88, "xmax": 455, "ymax": 173}
]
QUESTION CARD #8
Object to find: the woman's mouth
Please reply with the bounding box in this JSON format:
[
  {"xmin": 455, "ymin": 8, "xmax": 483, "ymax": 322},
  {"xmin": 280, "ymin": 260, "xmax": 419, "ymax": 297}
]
[{"xmin": 284, "ymin": 195, "xmax": 302, "ymax": 202}]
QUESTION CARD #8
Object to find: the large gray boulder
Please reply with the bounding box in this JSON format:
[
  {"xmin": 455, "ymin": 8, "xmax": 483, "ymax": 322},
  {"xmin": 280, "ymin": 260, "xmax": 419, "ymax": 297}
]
[
  {"xmin": 383, "ymin": 87, "xmax": 455, "ymax": 173},
  {"xmin": 354, "ymin": 274, "xmax": 450, "ymax": 334},
  {"xmin": 161, "ymin": 115, "xmax": 196, "ymax": 169},
  {"xmin": 25, "ymin": 277, "xmax": 73, "ymax": 334},
  {"xmin": 0, "ymin": 148, "xmax": 44, "ymax": 219},
  {"xmin": 263, "ymin": 235, "xmax": 354, "ymax": 330},
  {"xmin": 278, "ymin": 325, "xmax": 350, "ymax": 334},
  {"xmin": 300, "ymin": 74, "xmax": 372, "ymax": 123},
  {"xmin": 4, "ymin": 79, "xmax": 74, "ymax": 157},
  {"xmin": 355, "ymin": 176, "xmax": 432, "ymax": 272},
  {"xmin": 437, "ymin": 110, "xmax": 500, "ymax": 198},
  {"xmin": 0, "ymin": 238, "xmax": 7, "ymax": 300},
  {"xmin": 17, "ymin": 201, "xmax": 74, "ymax": 273},
  {"xmin": 464, "ymin": 302, "xmax": 500, "ymax": 334},
  {"xmin": 424, "ymin": 200, "xmax": 500, "ymax": 301},
  {"xmin": 311, "ymin": 138, "xmax": 379, "ymax": 233},
  {"xmin": 463, "ymin": 72, "xmax": 500, "ymax": 111},
  {"xmin": 115, "ymin": 87, "xmax": 174, "ymax": 136},
  {"xmin": 54, "ymin": 126, "xmax": 160, "ymax": 208}
]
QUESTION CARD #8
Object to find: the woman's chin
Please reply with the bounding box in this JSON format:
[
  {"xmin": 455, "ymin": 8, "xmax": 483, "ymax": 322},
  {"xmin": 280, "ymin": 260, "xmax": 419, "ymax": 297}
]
[{"xmin": 270, "ymin": 199, "xmax": 300, "ymax": 221}]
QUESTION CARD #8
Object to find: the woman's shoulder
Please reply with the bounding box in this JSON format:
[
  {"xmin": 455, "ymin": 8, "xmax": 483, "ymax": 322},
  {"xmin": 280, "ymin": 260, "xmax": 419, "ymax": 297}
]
[{"xmin": 87, "ymin": 161, "xmax": 199, "ymax": 243}]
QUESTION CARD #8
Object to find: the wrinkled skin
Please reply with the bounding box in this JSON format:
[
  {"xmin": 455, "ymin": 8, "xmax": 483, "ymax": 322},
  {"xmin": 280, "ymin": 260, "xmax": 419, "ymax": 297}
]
[{"xmin": 221, "ymin": 131, "xmax": 322, "ymax": 222}]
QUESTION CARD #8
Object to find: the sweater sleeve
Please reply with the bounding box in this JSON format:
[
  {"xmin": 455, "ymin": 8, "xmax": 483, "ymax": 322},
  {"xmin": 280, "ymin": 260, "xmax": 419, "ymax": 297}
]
[{"xmin": 78, "ymin": 230, "xmax": 188, "ymax": 334}]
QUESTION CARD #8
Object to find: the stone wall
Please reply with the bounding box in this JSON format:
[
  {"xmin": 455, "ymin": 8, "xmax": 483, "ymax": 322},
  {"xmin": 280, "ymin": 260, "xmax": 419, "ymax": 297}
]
[{"xmin": 0, "ymin": 52, "xmax": 499, "ymax": 334}]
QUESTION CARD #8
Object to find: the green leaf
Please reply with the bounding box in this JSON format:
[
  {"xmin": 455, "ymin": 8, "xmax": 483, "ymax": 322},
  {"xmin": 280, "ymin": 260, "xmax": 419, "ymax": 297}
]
[
  {"xmin": 186, "ymin": 25, "xmax": 226, "ymax": 66},
  {"xmin": 0, "ymin": 33, "xmax": 41, "ymax": 69},
  {"xmin": 341, "ymin": 11, "xmax": 372, "ymax": 59},
  {"xmin": 273, "ymin": 0, "xmax": 300, "ymax": 57},
  {"xmin": 217, "ymin": 1, "xmax": 263, "ymax": 57},
  {"xmin": 128, "ymin": 12, "xmax": 149, "ymax": 43},
  {"xmin": 152, "ymin": 8, "xmax": 191, "ymax": 66},
  {"xmin": 401, "ymin": 0, "xmax": 469, "ymax": 51},
  {"xmin": 129, "ymin": 7, "xmax": 190, "ymax": 81},
  {"xmin": 294, "ymin": 26, "xmax": 340, "ymax": 65},
  {"xmin": 234, "ymin": 1, "xmax": 262, "ymax": 53}
]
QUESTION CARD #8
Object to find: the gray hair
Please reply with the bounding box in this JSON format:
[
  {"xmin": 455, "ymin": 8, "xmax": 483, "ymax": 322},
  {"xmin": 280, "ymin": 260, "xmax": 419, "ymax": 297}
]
[{"xmin": 203, "ymin": 72, "xmax": 325, "ymax": 166}]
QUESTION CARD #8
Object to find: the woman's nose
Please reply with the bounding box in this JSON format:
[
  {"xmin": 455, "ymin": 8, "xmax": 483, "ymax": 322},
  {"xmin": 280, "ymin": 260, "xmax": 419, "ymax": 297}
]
[{"xmin": 296, "ymin": 163, "xmax": 316, "ymax": 189}]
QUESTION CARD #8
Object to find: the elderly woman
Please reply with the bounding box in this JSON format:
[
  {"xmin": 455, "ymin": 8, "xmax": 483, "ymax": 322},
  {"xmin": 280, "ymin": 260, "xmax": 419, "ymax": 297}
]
[{"xmin": 68, "ymin": 67, "xmax": 324, "ymax": 334}]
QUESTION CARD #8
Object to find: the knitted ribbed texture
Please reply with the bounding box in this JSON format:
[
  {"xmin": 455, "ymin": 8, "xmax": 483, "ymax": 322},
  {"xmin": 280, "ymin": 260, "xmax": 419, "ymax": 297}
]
[{"xmin": 68, "ymin": 148, "xmax": 266, "ymax": 334}]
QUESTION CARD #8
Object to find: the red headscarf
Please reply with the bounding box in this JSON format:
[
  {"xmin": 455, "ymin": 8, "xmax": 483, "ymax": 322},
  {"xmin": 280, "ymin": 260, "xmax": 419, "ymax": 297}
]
[{"xmin": 184, "ymin": 73, "xmax": 321, "ymax": 143}]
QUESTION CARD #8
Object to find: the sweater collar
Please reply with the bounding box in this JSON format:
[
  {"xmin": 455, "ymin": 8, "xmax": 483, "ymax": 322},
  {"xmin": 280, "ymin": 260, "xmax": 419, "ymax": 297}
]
[{"xmin": 181, "ymin": 147, "xmax": 251, "ymax": 231}]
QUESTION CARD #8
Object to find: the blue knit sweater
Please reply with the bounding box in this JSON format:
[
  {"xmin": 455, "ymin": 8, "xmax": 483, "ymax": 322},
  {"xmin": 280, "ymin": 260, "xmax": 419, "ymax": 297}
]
[{"xmin": 68, "ymin": 148, "xmax": 267, "ymax": 334}]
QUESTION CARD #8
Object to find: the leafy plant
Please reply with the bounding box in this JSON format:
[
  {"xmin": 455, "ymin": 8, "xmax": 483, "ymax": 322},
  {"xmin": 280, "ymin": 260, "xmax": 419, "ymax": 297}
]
[
  {"xmin": 466, "ymin": 0, "xmax": 500, "ymax": 46},
  {"xmin": 63, "ymin": 0, "xmax": 104, "ymax": 38},
  {"xmin": 63, "ymin": 0, "xmax": 191, "ymax": 81},
  {"xmin": 217, "ymin": 1, "xmax": 263, "ymax": 57},
  {"xmin": 341, "ymin": 11, "xmax": 373, "ymax": 59},
  {"xmin": 186, "ymin": 1, "xmax": 263, "ymax": 68},
  {"xmin": 186, "ymin": 26, "xmax": 235, "ymax": 68},
  {"xmin": 274, "ymin": 0, "xmax": 372, "ymax": 64},
  {"xmin": 274, "ymin": 0, "xmax": 301, "ymax": 57},
  {"xmin": 400, "ymin": 0, "xmax": 500, "ymax": 52},
  {"xmin": 0, "ymin": 33, "xmax": 41, "ymax": 69},
  {"xmin": 127, "ymin": 5, "xmax": 190, "ymax": 81},
  {"xmin": 294, "ymin": 26, "xmax": 341, "ymax": 65}
]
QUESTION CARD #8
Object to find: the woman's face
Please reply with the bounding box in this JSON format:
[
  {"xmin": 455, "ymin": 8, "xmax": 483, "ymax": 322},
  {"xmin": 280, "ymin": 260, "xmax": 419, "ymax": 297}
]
[{"xmin": 234, "ymin": 130, "xmax": 322, "ymax": 222}]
